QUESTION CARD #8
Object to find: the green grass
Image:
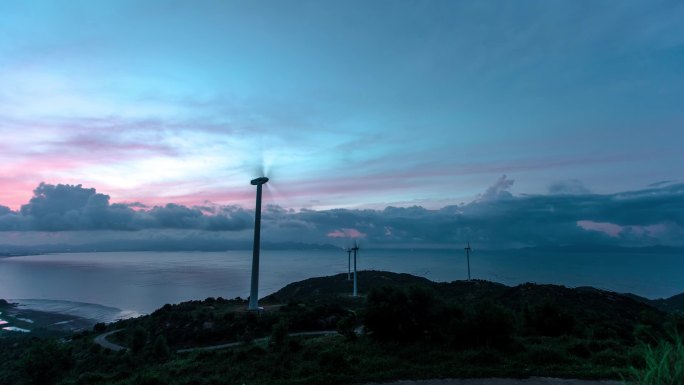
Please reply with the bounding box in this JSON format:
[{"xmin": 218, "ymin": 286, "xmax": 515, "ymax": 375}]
[{"xmin": 626, "ymin": 329, "xmax": 684, "ymax": 385}]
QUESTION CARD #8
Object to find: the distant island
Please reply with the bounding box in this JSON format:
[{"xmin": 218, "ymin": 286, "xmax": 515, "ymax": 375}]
[
  {"xmin": 3, "ymin": 242, "xmax": 682, "ymax": 256},
  {"xmin": 1, "ymin": 271, "xmax": 682, "ymax": 385}
]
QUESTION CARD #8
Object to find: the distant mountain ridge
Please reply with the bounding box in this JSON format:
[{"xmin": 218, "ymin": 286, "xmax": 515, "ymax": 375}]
[
  {"xmin": 623, "ymin": 292, "xmax": 684, "ymax": 314},
  {"xmin": 0, "ymin": 241, "xmax": 341, "ymax": 255}
]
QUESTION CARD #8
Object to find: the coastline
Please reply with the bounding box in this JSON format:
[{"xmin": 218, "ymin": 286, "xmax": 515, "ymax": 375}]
[{"xmin": 0, "ymin": 299, "xmax": 128, "ymax": 334}]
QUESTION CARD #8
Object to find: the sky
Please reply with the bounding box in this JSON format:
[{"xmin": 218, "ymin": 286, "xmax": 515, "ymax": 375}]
[{"xmin": 0, "ymin": 1, "xmax": 683, "ymax": 250}]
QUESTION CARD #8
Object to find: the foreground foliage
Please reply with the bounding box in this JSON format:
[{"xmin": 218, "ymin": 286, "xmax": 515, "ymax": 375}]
[
  {"xmin": 1, "ymin": 271, "xmax": 682, "ymax": 385},
  {"xmin": 627, "ymin": 328, "xmax": 684, "ymax": 385}
]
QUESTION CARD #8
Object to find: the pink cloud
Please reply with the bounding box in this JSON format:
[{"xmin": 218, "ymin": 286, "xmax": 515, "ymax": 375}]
[
  {"xmin": 327, "ymin": 228, "xmax": 366, "ymax": 239},
  {"xmin": 577, "ymin": 220, "xmax": 674, "ymax": 240},
  {"xmin": 577, "ymin": 220, "xmax": 623, "ymax": 237}
]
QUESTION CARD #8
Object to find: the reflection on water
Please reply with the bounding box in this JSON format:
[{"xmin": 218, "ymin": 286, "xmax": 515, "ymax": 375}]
[
  {"xmin": 0, "ymin": 249, "xmax": 682, "ymax": 318},
  {"xmin": 2, "ymin": 326, "xmax": 30, "ymax": 333},
  {"xmin": 14, "ymin": 299, "xmax": 141, "ymax": 323}
]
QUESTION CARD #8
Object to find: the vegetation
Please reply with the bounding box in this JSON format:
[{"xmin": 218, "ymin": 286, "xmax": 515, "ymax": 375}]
[
  {"xmin": 626, "ymin": 327, "xmax": 684, "ymax": 385},
  {"xmin": 1, "ymin": 271, "xmax": 683, "ymax": 385}
]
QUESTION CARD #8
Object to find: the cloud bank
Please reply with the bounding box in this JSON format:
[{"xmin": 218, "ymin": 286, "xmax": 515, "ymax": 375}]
[
  {"xmin": 0, "ymin": 179, "xmax": 683, "ymax": 250},
  {"xmin": 0, "ymin": 183, "xmax": 253, "ymax": 232}
]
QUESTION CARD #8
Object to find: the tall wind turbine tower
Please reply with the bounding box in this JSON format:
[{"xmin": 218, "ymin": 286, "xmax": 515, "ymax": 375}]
[
  {"xmin": 464, "ymin": 241, "xmax": 472, "ymax": 281},
  {"xmin": 248, "ymin": 176, "xmax": 269, "ymax": 310},
  {"xmin": 352, "ymin": 243, "xmax": 359, "ymax": 297},
  {"xmin": 346, "ymin": 248, "xmax": 352, "ymax": 280}
]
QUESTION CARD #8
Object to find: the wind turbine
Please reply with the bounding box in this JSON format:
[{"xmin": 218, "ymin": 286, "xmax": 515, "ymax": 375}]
[
  {"xmin": 352, "ymin": 242, "xmax": 360, "ymax": 297},
  {"xmin": 346, "ymin": 247, "xmax": 352, "ymax": 280},
  {"xmin": 464, "ymin": 241, "xmax": 472, "ymax": 281},
  {"xmin": 248, "ymin": 176, "xmax": 269, "ymax": 310}
]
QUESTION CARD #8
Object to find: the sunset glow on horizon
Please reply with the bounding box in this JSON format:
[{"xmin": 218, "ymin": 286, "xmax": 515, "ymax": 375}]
[{"xmin": 1, "ymin": 1, "xmax": 683, "ymax": 249}]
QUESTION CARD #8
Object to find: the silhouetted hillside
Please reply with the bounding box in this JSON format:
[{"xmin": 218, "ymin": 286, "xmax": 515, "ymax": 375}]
[
  {"xmin": 263, "ymin": 271, "xmax": 436, "ymax": 303},
  {"xmin": 267, "ymin": 270, "xmax": 658, "ymax": 309},
  {"xmin": 624, "ymin": 292, "xmax": 684, "ymax": 314}
]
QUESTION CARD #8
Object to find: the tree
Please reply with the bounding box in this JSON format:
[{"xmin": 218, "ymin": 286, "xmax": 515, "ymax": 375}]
[
  {"xmin": 337, "ymin": 313, "xmax": 357, "ymax": 341},
  {"xmin": 152, "ymin": 335, "xmax": 170, "ymax": 362},
  {"xmin": 364, "ymin": 286, "xmax": 443, "ymax": 342},
  {"xmin": 464, "ymin": 302, "xmax": 516, "ymax": 348},
  {"xmin": 19, "ymin": 339, "xmax": 73, "ymax": 385},
  {"xmin": 269, "ymin": 320, "xmax": 289, "ymax": 351},
  {"xmin": 525, "ymin": 301, "xmax": 575, "ymax": 337},
  {"xmin": 130, "ymin": 326, "xmax": 148, "ymax": 353}
]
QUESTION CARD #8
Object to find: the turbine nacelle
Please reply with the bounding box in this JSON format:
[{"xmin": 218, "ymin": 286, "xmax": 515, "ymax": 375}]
[{"xmin": 251, "ymin": 177, "xmax": 269, "ymax": 186}]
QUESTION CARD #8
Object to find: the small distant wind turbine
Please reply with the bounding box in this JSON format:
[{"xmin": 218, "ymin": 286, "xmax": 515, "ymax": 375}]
[
  {"xmin": 464, "ymin": 241, "xmax": 472, "ymax": 281},
  {"xmin": 352, "ymin": 242, "xmax": 360, "ymax": 297},
  {"xmin": 346, "ymin": 247, "xmax": 352, "ymax": 280},
  {"xmin": 248, "ymin": 175, "xmax": 269, "ymax": 311}
]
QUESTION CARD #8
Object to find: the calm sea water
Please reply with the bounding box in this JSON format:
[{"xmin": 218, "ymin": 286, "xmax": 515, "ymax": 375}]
[{"xmin": 0, "ymin": 249, "xmax": 682, "ymax": 321}]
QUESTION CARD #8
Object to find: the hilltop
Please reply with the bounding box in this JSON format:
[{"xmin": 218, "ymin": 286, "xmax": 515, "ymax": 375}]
[{"xmin": 266, "ymin": 270, "xmax": 672, "ymax": 315}]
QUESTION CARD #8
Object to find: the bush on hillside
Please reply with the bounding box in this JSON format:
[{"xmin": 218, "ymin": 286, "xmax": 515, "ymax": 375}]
[
  {"xmin": 130, "ymin": 326, "xmax": 148, "ymax": 353},
  {"xmin": 364, "ymin": 285, "xmax": 446, "ymax": 342},
  {"xmin": 19, "ymin": 339, "xmax": 73, "ymax": 385},
  {"xmin": 627, "ymin": 328, "xmax": 684, "ymax": 385},
  {"xmin": 464, "ymin": 301, "xmax": 516, "ymax": 348},
  {"xmin": 524, "ymin": 301, "xmax": 576, "ymax": 337}
]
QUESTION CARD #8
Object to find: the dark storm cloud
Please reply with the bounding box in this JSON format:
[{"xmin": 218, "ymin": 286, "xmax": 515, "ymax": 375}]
[
  {"xmin": 1, "ymin": 180, "xmax": 683, "ymax": 249},
  {"xmin": 266, "ymin": 178, "xmax": 684, "ymax": 248},
  {"xmin": 0, "ymin": 183, "xmax": 253, "ymax": 232},
  {"xmin": 0, "ymin": 205, "xmax": 11, "ymax": 216},
  {"xmin": 480, "ymin": 175, "xmax": 514, "ymax": 201}
]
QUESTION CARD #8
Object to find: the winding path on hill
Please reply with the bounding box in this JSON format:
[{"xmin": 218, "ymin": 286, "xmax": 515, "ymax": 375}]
[
  {"xmin": 93, "ymin": 329, "xmax": 340, "ymax": 353},
  {"xmin": 93, "ymin": 330, "xmax": 128, "ymax": 352}
]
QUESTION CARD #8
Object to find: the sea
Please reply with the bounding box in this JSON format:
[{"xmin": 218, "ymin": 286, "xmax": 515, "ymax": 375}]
[{"xmin": 0, "ymin": 249, "xmax": 682, "ymax": 322}]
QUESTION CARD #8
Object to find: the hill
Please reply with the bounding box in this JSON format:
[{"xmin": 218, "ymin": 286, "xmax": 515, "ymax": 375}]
[
  {"xmin": 623, "ymin": 292, "xmax": 684, "ymax": 314},
  {"xmin": 2, "ymin": 271, "xmax": 681, "ymax": 385},
  {"xmin": 265, "ymin": 271, "xmax": 665, "ymax": 332}
]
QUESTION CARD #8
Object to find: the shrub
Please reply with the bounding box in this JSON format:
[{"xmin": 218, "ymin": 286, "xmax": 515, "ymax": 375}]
[
  {"xmin": 135, "ymin": 370, "xmax": 170, "ymax": 385},
  {"xmin": 76, "ymin": 371, "xmax": 107, "ymax": 385},
  {"xmin": 465, "ymin": 302, "xmax": 516, "ymax": 348},
  {"xmin": 626, "ymin": 329, "xmax": 684, "ymax": 385},
  {"xmin": 525, "ymin": 302, "xmax": 576, "ymax": 337},
  {"xmin": 19, "ymin": 339, "xmax": 73, "ymax": 385},
  {"xmin": 337, "ymin": 313, "xmax": 357, "ymax": 341},
  {"xmin": 93, "ymin": 322, "xmax": 106, "ymax": 333},
  {"xmin": 152, "ymin": 335, "xmax": 171, "ymax": 362},
  {"xmin": 318, "ymin": 350, "xmax": 348, "ymax": 371},
  {"xmin": 364, "ymin": 286, "xmax": 413, "ymax": 341},
  {"xmin": 364, "ymin": 285, "xmax": 445, "ymax": 342},
  {"xmin": 269, "ymin": 320, "xmax": 289, "ymax": 351},
  {"xmin": 129, "ymin": 326, "xmax": 148, "ymax": 353},
  {"xmin": 567, "ymin": 340, "xmax": 592, "ymax": 359},
  {"xmin": 591, "ymin": 348, "xmax": 629, "ymax": 367},
  {"xmin": 523, "ymin": 344, "xmax": 572, "ymax": 366},
  {"xmin": 462, "ymin": 348, "xmax": 505, "ymax": 366}
]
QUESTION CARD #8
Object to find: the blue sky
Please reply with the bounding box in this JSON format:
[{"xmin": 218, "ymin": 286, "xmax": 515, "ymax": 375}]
[{"xmin": 0, "ymin": 1, "xmax": 683, "ymax": 249}]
